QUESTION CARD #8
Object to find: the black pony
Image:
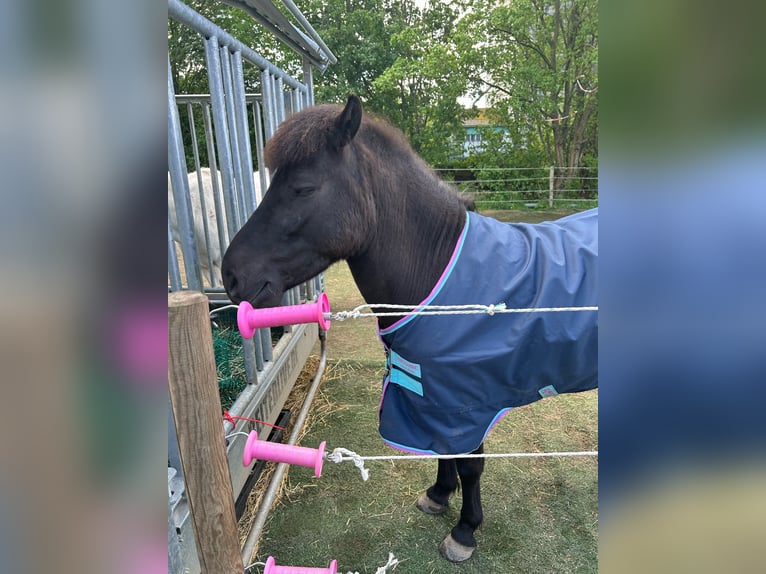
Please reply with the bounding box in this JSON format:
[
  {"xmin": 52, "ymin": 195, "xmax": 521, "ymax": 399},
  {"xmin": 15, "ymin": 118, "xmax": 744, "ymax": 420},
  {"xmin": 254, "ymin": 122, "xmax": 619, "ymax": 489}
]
[{"xmin": 222, "ymin": 95, "xmax": 598, "ymax": 561}]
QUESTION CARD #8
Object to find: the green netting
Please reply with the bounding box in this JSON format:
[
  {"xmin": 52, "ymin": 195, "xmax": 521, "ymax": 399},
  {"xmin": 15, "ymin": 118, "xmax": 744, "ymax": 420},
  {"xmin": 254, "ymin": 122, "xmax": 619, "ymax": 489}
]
[
  {"xmin": 211, "ymin": 307, "xmax": 246, "ymax": 411},
  {"xmin": 211, "ymin": 307, "xmax": 285, "ymax": 411},
  {"xmin": 213, "ymin": 325, "xmax": 247, "ymax": 411}
]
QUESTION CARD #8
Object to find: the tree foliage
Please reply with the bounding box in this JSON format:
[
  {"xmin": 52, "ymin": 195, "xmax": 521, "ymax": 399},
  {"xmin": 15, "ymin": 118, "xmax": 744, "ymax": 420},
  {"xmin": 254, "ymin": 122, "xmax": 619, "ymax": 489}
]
[
  {"xmin": 168, "ymin": 0, "xmax": 302, "ymax": 96},
  {"xmin": 168, "ymin": 0, "xmax": 598, "ymax": 172},
  {"xmin": 304, "ymin": 0, "xmax": 472, "ymax": 164},
  {"xmin": 462, "ymin": 0, "xmax": 598, "ymax": 182}
]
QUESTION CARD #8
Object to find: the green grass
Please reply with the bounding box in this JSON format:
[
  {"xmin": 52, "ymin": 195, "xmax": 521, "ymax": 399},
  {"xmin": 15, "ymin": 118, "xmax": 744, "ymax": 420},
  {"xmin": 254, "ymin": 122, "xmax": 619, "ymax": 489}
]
[{"xmin": 254, "ymin": 209, "xmax": 598, "ymax": 573}]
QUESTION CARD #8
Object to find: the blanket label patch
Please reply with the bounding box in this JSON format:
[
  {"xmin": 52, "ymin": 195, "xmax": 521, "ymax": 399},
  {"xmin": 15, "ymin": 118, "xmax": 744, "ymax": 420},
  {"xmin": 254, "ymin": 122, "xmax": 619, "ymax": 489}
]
[
  {"xmin": 390, "ymin": 349, "xmax": 422, "ymax": 378},
  {"xmin": 538, "ymin": 385, "xmax": 559, "ymax": 398}
]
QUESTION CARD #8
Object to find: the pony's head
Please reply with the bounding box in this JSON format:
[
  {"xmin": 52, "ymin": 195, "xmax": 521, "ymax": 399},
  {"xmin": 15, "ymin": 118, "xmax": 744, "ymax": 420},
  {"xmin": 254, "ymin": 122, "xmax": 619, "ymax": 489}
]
[{"xmin": 222, "ymin": 95, "xmax": 374, "ymax": 307}]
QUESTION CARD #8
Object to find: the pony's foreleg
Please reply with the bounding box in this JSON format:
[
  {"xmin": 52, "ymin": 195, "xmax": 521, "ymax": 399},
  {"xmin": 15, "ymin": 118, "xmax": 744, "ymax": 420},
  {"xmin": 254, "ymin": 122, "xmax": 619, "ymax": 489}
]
[
  {"xmin": 439, "ymin": 443, "xmax": 485, "ymax": 562},
  {"xmin": 416, "ymin": 458, "xmax": 457, "ymax": 515}
]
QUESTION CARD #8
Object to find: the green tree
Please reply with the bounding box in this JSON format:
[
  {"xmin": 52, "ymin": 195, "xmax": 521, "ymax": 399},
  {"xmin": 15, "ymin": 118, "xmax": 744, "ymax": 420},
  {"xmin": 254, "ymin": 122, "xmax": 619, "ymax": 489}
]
[
  {"xmin": 305, "ymin": 0, "xmax": 472, "ymax": 164},
  {"xmin": 463, "ymin": 0, "xmax": 598, "ymax": 189},
  {"xmin": 168, "ymin": 0, "xmax": 301, "ymax": 96},
  {"xmin": 168, "ymin": 0, "xmax": 302, "ymax": 168}
]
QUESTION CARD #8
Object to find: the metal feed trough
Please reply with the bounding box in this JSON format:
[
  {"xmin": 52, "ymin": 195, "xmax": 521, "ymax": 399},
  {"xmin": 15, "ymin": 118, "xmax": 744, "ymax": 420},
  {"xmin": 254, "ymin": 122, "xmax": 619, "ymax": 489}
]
[{"xmin": 167, "ymin": 1, "xmax": 335, "ymax": 571}]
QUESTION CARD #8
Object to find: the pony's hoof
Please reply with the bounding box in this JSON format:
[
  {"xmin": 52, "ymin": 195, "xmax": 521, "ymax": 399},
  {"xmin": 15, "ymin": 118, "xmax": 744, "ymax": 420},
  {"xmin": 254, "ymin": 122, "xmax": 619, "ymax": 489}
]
[
  {"xmin": 416, "ymin": 492, "xmax": 448, "ymax": 515},
  {"xmin": 439, "ymin": 534, "xmax": 476, "ymax": 562}
]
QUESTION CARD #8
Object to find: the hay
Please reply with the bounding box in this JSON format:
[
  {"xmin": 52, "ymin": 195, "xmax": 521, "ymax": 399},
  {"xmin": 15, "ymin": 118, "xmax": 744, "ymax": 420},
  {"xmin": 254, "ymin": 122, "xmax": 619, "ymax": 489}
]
[
  {"xmin": 237, "ymin": 355, "xmax": 339, "ymax": 551},
  {"xmin": 213, "ymin": 326, "xmax": 248, "ymax": 411},
  {"xmin": 208, "ymin": 308, "xmax": 341, "ymax": 553}
]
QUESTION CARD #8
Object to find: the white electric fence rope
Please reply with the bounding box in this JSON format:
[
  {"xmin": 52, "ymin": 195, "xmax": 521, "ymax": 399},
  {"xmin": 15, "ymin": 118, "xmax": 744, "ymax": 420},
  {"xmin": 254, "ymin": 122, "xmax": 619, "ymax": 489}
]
[
  {"xmin": 367, "ymin": 552, "xmax": 400, "ymax": 574},
  {"xmin": 329, "ymin": 303, "xmax": 598, "ymax": 321},
  {"xmin": 326, "ymin": 447, "xmax": 370, "ymax": 481},
  {"xmin": 210, "ymin": 304, "xmax": 239, "ymax": 317},
  {"xmin": 326, "ymin": 447, "xmax": 598, "ymax": 481},
  {"xmin": 211, "ymin": 302, "xmax": 597, "ymax": 321}
]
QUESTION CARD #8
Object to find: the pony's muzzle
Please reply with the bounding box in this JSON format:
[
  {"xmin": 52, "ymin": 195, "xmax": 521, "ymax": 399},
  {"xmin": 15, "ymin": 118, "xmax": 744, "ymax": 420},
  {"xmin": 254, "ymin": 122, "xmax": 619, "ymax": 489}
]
[{"xmin": 222, "ymin": 265, "xmax": 243, "ymax": 303}]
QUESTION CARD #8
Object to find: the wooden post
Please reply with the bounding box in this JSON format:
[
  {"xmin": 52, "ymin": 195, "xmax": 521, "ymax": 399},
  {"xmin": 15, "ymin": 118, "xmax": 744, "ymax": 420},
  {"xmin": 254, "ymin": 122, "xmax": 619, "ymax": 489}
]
[
  {"xmin": 168, "ymin": 291, "xmax": 244, "ymax": 574},
  {"xmin": 549, "ymin": 165, "xmax": 555, "ymax": 208}
]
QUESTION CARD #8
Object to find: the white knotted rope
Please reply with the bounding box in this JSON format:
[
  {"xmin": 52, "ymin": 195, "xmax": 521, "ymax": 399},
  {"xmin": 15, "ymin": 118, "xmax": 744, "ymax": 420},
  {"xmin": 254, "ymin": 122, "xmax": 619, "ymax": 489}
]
[
  {"xmin": 346, "ymin": 552, "xmax": 400, "ymax": 574},
  {"xmin": 326, "ymin": 448, "xmax": 370, "ymax": 481},
  {"xmin": 326, "ymin": 447, "xmax": 598, "ymax": 481},
  {"xmin": 329, "ymin": 302, "xmax": 597, "ymax": 321}
]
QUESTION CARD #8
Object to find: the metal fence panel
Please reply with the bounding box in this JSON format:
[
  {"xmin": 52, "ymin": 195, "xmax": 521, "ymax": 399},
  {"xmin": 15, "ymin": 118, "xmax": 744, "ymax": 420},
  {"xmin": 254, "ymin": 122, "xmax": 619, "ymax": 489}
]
[
  {"xmin": 167, "ymin": 1, "xmax": 330, "ymax": 572},
  {"xmin": 168, "ymin": 56, "xmax": 203, "ymax": 291}
]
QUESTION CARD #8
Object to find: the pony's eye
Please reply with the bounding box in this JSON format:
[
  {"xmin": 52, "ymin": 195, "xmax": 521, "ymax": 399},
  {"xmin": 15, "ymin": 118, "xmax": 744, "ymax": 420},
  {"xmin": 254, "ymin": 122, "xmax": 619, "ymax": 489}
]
[{"xmin": 294, "ymin": 186, "xmax": 315, "ymax": 197}]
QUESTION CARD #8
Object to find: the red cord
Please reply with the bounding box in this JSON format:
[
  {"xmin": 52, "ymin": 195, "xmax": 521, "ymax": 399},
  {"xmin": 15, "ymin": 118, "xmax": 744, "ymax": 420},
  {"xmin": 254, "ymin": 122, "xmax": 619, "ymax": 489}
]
[{"xmin": 223, "ymin": 410, "xmax": 285, "ymax": 431}]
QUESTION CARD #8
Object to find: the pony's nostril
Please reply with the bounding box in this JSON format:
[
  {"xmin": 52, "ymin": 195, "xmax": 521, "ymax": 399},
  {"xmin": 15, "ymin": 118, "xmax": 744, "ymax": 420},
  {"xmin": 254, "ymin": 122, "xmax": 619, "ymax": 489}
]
[{"xmin": 223, "ymin": 268, "xmax": 240, "ymax": 300}]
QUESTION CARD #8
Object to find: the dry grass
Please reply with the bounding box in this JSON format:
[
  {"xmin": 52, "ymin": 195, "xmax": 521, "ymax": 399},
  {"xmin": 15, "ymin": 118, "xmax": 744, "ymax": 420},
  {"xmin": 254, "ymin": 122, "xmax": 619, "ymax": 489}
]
[
  {"xmin": 237, "ymin": 354, "xmax": 328, "ymax": 548},
  {"xmin": 236, "ymin": 356, "xmax": 387, "ymax": 552}
]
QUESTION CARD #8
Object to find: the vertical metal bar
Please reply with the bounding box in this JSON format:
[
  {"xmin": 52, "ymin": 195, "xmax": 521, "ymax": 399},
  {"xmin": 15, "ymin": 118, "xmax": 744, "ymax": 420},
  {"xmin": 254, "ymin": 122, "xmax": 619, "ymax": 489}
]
[
  {"xmin": 252, "ymin": 100, "xmax": 268, "ymax": 203},
  {"xmin": 205, "ymin": 36, "xmax": 240, "ymax": 243},
  {"xmin": 221, "ymin": 47, "xmax": 247, "ymax": 231},
  {"xmin": 254, "ymin": 329, "xmax": 265, "ymax": 372},
  {"xmin": 242, "ymin": 336, "xmax": 258, "ymax": 383},
  {"xmin": 168, "ymin": 56, "xmax": 203, "ymax": 291},
  {"xmin": 290, "ymin": 89, "xmax": 300, "ymax": 115},
  {"xmin": 247, "ymin": 99, "xmax": 260, "ymax": 209},
  {"xmin": 260, "ymin": 327, "xmax": 273, "ymax": 362},
  {"xmin": 187, "ymin": 103, "xmax": 216, "ymax": 286},
  {"xmin": 250, "ymin": 92, "xmax": 274, "ymax": 359},
  {"xmin": 275, "ymin": 77, "xmax": 285, "ymax": 125},
  {"xmin": 253, "ymin": 326, "xmax": 265, "ymax": 371},
  {"xmin": 261, "ymin": 70, "xmax": 276, "ymax": 140},
  {"xmin": 283, "ymin": 89, "xmax": 292, "ymax": 116},
  {"xmin": 302, "ymin": 58, "xmax": 314, "ymax": 106},
  {"xmin": 272, "ymin": 86, "xmax": 280, "ymax": 139},
  {"xmin": 306, "ymin": 278, "xmax": 315, "ymax": 301},
  {"xmin": 168, "ymin": 215, "xmax": 182, "ymax": 291},
  {"xmin": 232, "ymin": 51, "xmax": 257, "ymax": 218},
  {"xmin": 280, "ymin": 292, "xmax": 294, "ymax": 333},
  {"xmin": 202, "ymin": 102, "xmax": 228, "ymax": 251},
  {"xmin": 259, "ymin": 73, "xmax": 270, "ymax": 139}
]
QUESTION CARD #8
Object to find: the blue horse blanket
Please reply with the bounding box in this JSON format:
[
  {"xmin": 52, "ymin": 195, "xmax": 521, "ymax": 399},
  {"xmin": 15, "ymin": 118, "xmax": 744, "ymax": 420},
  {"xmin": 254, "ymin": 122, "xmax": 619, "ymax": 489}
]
[{"xmin": 377, "ymin": 209, "xmax": 598, "ymax": 454}]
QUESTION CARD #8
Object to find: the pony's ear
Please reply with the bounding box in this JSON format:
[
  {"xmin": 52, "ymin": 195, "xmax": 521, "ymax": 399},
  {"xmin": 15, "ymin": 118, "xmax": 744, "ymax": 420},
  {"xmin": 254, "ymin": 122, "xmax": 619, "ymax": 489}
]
[{"xmin": 331, "ymin": 95, "xmax": 362, "ymax": 150}]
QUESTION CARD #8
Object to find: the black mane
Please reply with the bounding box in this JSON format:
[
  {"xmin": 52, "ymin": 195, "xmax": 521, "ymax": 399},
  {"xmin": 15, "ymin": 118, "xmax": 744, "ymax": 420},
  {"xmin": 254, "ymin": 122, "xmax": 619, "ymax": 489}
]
[{"xmin": 265, "ymin": 102, "xmax": 466, "ymax": 210}]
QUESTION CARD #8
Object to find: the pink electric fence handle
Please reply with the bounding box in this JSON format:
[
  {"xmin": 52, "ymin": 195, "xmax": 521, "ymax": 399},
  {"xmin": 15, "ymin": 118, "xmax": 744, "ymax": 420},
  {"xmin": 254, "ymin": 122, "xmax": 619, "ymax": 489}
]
[
  {"xmin": 237, "ymin": 293, "xmax": 331, "ymax": 338},
  {"xmin": 242, "ymin": 431, "xmax": 326, "ymax": 478},
  {"xmin": 264, "ymin": 556, "xmax": 338, "ymax": 574}
]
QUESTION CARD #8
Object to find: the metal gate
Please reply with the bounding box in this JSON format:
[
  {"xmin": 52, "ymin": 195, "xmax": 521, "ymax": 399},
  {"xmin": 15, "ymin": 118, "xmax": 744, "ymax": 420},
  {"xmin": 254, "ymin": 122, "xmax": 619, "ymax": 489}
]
[{"xmin": 167, "ymin": 1, "xmax": 335, "ymax": 571}]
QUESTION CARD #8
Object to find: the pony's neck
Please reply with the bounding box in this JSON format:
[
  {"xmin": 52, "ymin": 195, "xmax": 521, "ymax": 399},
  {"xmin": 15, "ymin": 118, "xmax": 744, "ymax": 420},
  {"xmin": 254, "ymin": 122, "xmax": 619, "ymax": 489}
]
[{"xmin": 347, "ymin": 160, "xmax": 466, "ymax": 331}]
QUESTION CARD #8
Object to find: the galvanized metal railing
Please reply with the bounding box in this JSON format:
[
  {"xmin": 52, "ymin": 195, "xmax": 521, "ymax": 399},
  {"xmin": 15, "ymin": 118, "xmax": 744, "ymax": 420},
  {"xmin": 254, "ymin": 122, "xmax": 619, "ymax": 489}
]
[{"xmin": 167, "ymin": 2, "xmax": 332, "ymax": 572}]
